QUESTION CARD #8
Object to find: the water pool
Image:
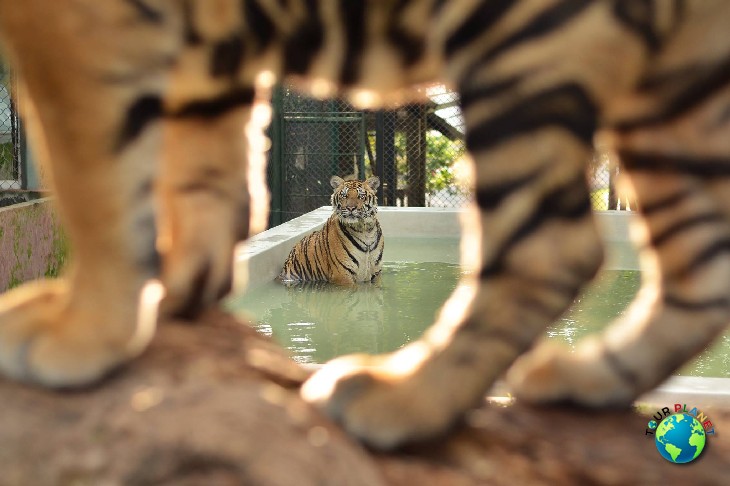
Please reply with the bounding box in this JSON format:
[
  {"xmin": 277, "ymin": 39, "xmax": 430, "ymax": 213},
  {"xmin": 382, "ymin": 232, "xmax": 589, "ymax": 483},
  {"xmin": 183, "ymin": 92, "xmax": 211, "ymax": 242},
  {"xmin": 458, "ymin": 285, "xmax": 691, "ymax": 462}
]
[
  {"xmin": 230, "ymin": 208, "xmax": 730, "ymax": 404},
  {"xmin": 227, "ymin": 235, "xmax": 729, "ymax": 378}
]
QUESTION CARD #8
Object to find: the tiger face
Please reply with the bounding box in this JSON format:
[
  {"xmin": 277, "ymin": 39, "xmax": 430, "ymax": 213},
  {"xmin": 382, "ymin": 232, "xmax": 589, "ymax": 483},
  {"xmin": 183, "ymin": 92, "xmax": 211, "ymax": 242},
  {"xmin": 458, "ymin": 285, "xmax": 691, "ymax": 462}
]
[{"xmin": 330, "ymin": 176, "xmax": 380, "ymax": 225}]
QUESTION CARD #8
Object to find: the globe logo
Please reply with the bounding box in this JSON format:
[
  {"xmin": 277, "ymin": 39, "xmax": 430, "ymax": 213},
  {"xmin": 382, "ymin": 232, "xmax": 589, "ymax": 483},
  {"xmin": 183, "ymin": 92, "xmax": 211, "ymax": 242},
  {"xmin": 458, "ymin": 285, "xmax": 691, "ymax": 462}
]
[{"xmin": 654, "ymin": 413, "xmax": 706, "ymax": 464}]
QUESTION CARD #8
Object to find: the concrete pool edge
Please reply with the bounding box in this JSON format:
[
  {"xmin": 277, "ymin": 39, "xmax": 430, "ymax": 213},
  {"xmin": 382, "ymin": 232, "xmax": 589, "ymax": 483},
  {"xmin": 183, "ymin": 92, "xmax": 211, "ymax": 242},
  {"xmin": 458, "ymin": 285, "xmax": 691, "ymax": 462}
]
[
  {"xmin": 487, "ymin": 375, "xmax": 730, "ymax": 409},
  {"xmin": 233, "ymin": 207, "xmax": 728, "ymax": 406},
  {"xmin": 296, "ymin": 364, "xmax": 730, "ymax": 409}
]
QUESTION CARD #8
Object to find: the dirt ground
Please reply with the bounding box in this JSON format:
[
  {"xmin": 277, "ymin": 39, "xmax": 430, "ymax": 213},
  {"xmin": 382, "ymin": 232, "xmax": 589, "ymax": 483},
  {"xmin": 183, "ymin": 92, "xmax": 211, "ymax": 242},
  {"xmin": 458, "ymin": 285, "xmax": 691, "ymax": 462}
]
[{"xmin": 1, "ymin": 310, "xmax": 727, "ymax": 485}]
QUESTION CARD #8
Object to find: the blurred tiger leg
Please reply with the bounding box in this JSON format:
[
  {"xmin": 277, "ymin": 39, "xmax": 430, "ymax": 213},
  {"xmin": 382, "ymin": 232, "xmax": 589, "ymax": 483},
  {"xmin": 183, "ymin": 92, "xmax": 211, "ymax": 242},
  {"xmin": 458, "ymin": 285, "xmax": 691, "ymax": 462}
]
[
  {"xmin": 509, "ymin": 110, "xmax": 730, "ymax": 406},
  {"xmin": 157, "ymin": 102, "xmax": 256, "ymax": 319},
  {"xmin": 0, "ymin": 2, "xmax": 173, "ymax": 386}
]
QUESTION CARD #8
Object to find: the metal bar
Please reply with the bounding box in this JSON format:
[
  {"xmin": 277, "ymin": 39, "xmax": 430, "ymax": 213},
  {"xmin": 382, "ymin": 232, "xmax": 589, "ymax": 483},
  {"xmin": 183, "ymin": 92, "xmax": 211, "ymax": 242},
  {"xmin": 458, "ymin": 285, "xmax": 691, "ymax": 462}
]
[
  {"xmin": 375, "ymin": 111, "xmax": 385, "ymax": 203},
  {"xmin": 267, "ymin": 85, "xmax": 284, "ymax": 227},
  {"xmin": 375, "ymin": 111, "xmax": 396, "ymax": 206}
]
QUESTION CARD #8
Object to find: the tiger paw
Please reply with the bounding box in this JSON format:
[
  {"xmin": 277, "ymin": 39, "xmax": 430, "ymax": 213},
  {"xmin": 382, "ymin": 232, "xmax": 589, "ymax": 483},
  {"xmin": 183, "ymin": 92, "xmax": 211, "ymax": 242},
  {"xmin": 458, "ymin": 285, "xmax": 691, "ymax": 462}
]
[
  {"xmin": 506, "ymin": 339, "xmax": 635, "ymax": 407},
  {"xmin": 0, "ymin": 280, "xmax": 156, "ymax": 387},
  {"xmin": 158, "ymin": 210, "xmax": 239, "ymax": 319},
  {"xmin": 301, "ymin": 354, "xmax": 463, "ymax": 450}
]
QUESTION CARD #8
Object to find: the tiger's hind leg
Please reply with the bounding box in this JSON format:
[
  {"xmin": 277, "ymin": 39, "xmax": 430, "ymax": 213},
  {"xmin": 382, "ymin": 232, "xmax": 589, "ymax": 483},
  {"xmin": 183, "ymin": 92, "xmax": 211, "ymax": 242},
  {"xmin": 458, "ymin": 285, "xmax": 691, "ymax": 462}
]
[
  {"xmin": 0, "ymin": 2, "xmax": 176, "ymax": 386},
  {"xmin": 508, "ymin": 72, "xmax": 730, "ymax": 407},
  {"xmin": 508, "ymin": 151, "xmax": 730, "ymax": 407}
]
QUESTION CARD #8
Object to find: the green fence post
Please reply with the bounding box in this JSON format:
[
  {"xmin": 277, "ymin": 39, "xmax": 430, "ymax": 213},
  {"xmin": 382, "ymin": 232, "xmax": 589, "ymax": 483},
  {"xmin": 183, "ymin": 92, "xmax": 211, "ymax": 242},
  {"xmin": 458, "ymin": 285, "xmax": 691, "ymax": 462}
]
[
  {"xmin": 268, "ymin": 85, "xmax": 283, "ymax": 227},
  {"xmin": 21, "ymin": 124, "xmax": 42, "ymax": 190}
]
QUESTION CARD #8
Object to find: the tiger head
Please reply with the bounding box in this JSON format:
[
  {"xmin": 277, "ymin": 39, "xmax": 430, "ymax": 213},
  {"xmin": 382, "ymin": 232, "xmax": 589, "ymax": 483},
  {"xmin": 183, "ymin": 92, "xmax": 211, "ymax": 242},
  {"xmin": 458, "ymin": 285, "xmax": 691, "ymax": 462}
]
[{"xmin": 330, "ymin": 176, "xmax": 380, "ymax": 225}]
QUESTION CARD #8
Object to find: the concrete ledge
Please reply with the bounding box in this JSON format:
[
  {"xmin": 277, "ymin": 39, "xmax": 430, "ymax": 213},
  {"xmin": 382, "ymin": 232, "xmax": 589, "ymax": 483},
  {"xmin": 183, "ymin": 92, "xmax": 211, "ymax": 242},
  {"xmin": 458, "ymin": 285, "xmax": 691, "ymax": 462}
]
[
  {"xmin": 377, "ymin": 207, "xmax": 462, "ymax": 237},
  {"xmin": 234, "ymin": 207, "xmax": 332, "ymax": 292},
  {"xmin": 638, "ymin": 376, "xmax": 730, "ymax": 408}
]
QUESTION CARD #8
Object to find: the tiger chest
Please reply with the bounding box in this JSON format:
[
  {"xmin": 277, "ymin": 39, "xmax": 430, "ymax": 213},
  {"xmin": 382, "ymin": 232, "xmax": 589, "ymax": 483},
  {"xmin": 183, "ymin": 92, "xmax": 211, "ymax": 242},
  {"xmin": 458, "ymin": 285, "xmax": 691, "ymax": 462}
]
[
  {"xmin": 353, "ymin": 245, "xmax": 380, "ymax": 282},
  {"xmin": 338, "ymin": 225, "xmax": 383, "ymax": 283}
]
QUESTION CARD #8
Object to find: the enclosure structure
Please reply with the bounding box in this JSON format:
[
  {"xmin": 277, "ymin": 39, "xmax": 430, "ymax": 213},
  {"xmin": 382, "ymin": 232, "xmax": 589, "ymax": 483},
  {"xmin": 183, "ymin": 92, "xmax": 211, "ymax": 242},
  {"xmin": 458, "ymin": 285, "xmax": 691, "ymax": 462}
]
[
  {"xmin": 266, "ymin": 85, "xmax": 469, "ymax": 226},
  {"xmin": 0, "ymin": 61, "xmax": 22, "ymax": 194},
  {"xmin": 0, "ymin": 61, "xmax": 42, "ymax": 206},
  {"xmin": 266, "ymin": 85, "xmax": 631, "ymax": 227},
  {"xmin": 1, "ymin": 72, "xmax": 628, "ymax": 218}
]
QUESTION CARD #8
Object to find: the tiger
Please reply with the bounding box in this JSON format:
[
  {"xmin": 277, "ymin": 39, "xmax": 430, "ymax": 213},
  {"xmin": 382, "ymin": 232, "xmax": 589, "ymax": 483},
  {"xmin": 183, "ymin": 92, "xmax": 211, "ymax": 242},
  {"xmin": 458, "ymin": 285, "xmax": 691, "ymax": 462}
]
[
  {"xmin": 279, "ymin": 175, "xmax": 384, "ymax": 285},
  {"xmin": 0, "ymin": 0, "xmax": 728, "ymax": 451}
]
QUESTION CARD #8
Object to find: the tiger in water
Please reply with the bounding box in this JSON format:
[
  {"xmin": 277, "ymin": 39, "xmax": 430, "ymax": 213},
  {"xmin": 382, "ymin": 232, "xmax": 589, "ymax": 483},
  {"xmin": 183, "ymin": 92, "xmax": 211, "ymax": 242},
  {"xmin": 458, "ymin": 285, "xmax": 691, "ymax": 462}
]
[
  {"xmin": 0, "ymin": 0, "xmax": 728, "ymax": 450},
  {"xmin": 280, "ymin": 176, "xmax": 384, "ymax": 285}
]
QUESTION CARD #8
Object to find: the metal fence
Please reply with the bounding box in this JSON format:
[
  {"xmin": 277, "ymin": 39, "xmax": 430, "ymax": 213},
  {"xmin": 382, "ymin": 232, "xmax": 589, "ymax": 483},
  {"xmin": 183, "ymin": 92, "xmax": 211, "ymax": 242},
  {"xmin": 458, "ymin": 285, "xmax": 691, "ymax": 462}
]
[
  {"xmin": 0, "ymin": 70, "xmax": 629, "ymax": 215},
  {"xmin": 267, "ymin": 85, "xmax": 469, "ymax": 225},
  {"xmin": 266, "ymin": 84, "xmax": 630, "ymax": 226},
  {"xmin": 590, "ymin": 148, "xmax": 636, "ymax": 211},
  {"xmin": 0, "ymin": 60, "xmax": 22, "ymax": 193}
]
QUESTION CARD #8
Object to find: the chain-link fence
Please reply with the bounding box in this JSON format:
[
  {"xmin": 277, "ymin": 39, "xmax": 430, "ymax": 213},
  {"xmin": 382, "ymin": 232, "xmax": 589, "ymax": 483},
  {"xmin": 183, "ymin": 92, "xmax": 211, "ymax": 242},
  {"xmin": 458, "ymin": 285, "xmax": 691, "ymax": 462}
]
[
  {"xmin": 0, "ymin": 68, "xmax": 630, "ymax": 216},
  {"xmin": 0, "ymin": 53, "xmax": 634, "ymax": 216},
  {"xmin": 267, "ymin": 84, "xmax": 469, "ymax": 225},
  {"xmin": 267, "ymin": 84, "xmax": 631, "ymax": 226},
  {"xmin": 590, "ymin": 148, "xmax": 636, "ymax": 211},
  {"xmin": 0, "ymin": 60, "xmax": 22, "ymax": 194},
  {"xmin": 267, "ymin": 86, "xmax": 366, "ymax": 225}
]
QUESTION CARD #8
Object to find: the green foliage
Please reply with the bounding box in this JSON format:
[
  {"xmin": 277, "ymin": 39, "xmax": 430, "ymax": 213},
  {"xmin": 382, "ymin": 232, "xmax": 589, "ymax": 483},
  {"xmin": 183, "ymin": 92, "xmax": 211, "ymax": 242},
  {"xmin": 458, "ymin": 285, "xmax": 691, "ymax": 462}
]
[
  {"xmin": 0, "ymin": 143, "xmax": 14, "ymax": 180},
  {"xmin": 369, "ymin": 129, "xmax": 465, "ymax": 195},
  {"xmin": 591, "ymin": 188, "xmax": 609, "ymax": 210},
  {"xmin": 45, "ymin": 223, "xmax": 69, "ymax": 279},
  {"xmin": 425, "ymin": 131, "xmax": 465, "ymax": 193}
]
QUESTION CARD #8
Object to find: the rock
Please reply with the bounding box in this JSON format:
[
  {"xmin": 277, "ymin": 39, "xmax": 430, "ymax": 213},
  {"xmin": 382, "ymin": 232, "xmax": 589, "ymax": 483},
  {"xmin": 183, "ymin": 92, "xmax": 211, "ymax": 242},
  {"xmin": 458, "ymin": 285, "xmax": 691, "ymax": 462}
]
[{"xmin": 0, "ymin": 309, "xmax": 727, "ymax": 485}]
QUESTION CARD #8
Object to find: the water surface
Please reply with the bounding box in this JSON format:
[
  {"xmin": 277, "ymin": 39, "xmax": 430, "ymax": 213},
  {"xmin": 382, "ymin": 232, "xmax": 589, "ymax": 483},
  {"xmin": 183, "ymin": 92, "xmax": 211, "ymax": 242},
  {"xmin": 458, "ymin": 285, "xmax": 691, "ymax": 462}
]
[{"xmin": 227, "ymin": 238, "xmax": 729, "ymax": 377}]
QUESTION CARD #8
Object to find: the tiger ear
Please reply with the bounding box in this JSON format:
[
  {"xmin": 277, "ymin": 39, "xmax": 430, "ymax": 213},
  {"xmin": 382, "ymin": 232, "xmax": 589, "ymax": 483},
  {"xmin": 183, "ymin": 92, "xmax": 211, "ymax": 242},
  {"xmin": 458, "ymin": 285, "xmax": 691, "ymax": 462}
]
[
  {"xmin": 330, "ymin": 176, "xmax": 345, "ymax": 189},
  {"xmin": 365, "ymin": 176, "xmax": 380, "ymax": 191}
]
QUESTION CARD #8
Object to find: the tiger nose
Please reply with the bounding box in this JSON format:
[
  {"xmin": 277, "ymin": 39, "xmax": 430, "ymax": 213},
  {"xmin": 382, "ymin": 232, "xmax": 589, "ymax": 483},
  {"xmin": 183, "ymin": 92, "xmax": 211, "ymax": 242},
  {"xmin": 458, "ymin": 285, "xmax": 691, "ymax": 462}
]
[{"xmin": 346, "ymin": 204, "xmax": 357, "ymax": 211}]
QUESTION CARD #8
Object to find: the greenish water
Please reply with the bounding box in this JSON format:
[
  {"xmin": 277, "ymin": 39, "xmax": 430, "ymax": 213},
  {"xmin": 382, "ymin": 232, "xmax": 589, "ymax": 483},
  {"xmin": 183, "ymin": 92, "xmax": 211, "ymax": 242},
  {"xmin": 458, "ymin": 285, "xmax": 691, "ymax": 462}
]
[
  {"xmin": 229, "ymin": 261, "xmax": 460, "ymax": 364},
  {"xmin": 226, "ymin": 239, "xmax": 729, "ymax": 378}
]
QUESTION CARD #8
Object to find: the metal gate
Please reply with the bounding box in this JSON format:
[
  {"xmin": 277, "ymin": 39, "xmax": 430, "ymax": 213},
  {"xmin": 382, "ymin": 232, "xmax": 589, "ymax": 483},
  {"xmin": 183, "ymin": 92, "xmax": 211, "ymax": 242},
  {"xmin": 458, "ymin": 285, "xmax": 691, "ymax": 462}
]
[
  {"xmin": 268, "ymin": 86, "xmax": 366, "ymax": 226},
  {"xmin": 266, "ymin": 85, "xmax": 470, "ymax": 226}
]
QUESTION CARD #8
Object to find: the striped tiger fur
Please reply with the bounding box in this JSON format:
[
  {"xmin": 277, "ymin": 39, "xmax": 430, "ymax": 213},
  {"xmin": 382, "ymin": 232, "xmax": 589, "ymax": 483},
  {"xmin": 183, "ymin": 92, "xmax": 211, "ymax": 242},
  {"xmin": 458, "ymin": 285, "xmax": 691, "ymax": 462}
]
[
  {"xmin": 0, "ymin": 0, "xmax": 728, "ymax": 450},
  {"xmin": 279, "ymin": 176, "xmax": 384, "ymax": 285}
]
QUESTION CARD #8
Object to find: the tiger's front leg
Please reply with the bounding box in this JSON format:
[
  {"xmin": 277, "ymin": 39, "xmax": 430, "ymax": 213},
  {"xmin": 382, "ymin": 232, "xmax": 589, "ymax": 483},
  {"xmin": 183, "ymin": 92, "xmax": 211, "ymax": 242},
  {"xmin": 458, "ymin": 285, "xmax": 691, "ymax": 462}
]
[
  {"xmin": 157, "ymin": 103, "xmax": 255, "ymax": 319},
  {"xmin": 0, "ymin": 5, "xmax": 173, "ymax": 386},
  {"xmin": 302, "ymin": 83, "xmax": 604, "ymax": 449}
]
